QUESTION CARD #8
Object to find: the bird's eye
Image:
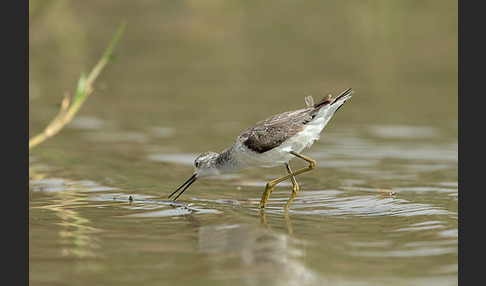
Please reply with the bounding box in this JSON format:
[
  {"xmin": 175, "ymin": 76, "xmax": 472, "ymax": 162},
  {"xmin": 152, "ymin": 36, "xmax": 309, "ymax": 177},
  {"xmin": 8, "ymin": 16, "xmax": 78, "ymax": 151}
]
[{"xmin": 195, "ymin": 161, "xmax": 200, "ymax": 168}]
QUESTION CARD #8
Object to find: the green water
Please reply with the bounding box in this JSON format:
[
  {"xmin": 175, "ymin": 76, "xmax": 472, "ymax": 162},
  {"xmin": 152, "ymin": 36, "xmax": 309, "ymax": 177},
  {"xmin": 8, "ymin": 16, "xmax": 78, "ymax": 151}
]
[{"xmin": 29, "ymin": 1, "xmax": 457, "ymax": 285}]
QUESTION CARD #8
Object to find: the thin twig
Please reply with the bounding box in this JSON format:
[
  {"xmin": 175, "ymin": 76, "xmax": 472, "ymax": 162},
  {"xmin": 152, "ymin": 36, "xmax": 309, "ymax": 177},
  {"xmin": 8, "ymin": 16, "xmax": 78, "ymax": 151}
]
[{"xmin": 29, "ymin": 21, "xmax": 126, "ymax": 151}]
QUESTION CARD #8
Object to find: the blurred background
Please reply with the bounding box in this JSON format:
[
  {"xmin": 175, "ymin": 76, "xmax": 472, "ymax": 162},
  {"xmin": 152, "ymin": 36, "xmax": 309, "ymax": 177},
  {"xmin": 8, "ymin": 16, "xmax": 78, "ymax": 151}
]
[{"xmin": 29, "ymin": 1, "xmax": 457, "ymax": 285}]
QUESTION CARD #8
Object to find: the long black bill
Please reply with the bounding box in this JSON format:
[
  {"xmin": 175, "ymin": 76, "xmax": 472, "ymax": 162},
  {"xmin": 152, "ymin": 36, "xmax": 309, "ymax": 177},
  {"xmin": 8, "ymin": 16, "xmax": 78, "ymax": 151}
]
[{"xmin": 168, "ymin": 174, "xmax": 197, "ymax": 201}]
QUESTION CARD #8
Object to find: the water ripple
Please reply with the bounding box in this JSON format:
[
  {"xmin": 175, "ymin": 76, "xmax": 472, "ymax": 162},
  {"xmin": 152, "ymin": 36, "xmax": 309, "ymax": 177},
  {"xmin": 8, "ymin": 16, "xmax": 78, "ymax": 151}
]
[{"xmin": 282, "ymin": 190, "xmax": 455, "ymax": 217}]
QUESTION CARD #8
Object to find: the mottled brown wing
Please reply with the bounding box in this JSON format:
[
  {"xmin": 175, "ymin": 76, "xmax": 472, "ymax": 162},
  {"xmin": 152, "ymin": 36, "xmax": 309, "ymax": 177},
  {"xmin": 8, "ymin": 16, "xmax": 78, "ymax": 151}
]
[{"xmin": 241, "ymin": 109, "xmax": 312, "ymax": 153}]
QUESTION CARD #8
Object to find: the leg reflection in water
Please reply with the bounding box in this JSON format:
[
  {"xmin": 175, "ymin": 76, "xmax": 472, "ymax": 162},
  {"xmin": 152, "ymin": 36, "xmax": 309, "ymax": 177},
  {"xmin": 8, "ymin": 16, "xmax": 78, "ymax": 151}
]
[{"xmin": 198, "ymin": 222, "xmax": 330, "ymax": 285}]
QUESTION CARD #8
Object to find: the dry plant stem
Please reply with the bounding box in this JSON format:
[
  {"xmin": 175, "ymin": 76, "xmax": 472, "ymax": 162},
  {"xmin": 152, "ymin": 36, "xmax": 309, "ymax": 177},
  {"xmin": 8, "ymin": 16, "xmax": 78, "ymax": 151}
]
[
  {"xmin": 28, "ymin": 92, "xmax": 71, "ymax": 149},
  {"xmin": 29, "ymin": 21, "xmax": 126, "ymax": 151}
]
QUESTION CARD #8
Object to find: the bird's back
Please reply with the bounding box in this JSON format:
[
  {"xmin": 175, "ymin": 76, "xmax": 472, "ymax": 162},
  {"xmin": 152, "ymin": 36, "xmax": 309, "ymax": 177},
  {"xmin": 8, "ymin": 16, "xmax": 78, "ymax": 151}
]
[
  {"xmin": 238, "ymin": 107, "xmax": 312, "ymax": 153},
  {"xmin": 239, "ymin": 88, "xmax": 353, "ymax": 154},
  {"xmin": 227, "ymin": 88, "xmax": 353, "ymax": 168}
]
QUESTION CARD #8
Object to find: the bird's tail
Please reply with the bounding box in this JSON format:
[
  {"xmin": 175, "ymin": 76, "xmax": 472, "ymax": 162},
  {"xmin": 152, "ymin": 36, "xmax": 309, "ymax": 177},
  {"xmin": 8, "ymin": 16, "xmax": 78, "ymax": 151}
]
[
  {"xmin": 330, "ymin": 87, "xmax": 354, "ymax": 105},
  {"xmin": 310, "ymin": 88, "xmax": 353, "ymax": 117},
  {"xmin": 314, "ymin": 88, "xmax": 353, "ymax": 108}
]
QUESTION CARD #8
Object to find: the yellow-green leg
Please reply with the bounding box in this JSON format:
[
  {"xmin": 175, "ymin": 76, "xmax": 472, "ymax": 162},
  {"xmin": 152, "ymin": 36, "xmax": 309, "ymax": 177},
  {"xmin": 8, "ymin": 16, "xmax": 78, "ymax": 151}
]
[
  {"xmin": 259, "ymin": 151, "xmax": 316, "ymax": 210},
  {"xmin": 284, "ymin": 163, "xmax": 299, "ymax": 211}
]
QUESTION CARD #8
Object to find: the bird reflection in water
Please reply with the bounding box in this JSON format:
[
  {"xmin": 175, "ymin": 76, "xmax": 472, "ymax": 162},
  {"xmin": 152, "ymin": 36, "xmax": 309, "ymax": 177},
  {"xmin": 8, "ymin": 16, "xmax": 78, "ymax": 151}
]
[{"xmin": 198, "ymin": 219, "xmax": 329, "ymax": 285}]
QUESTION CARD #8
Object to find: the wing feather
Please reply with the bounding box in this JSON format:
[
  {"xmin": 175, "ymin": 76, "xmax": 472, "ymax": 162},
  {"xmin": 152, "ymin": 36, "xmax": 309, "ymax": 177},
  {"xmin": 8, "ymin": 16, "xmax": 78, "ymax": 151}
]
[{"xmin": 241, "ymin": 109, "xmax": 310, "ymax": 153}]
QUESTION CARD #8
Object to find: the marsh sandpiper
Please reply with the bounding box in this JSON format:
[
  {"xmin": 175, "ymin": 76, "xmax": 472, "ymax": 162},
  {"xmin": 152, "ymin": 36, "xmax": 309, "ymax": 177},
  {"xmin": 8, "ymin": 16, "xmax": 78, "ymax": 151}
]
[{"xmin": 169, "ymin": 88, "xmax": 354, "ymax": 210}]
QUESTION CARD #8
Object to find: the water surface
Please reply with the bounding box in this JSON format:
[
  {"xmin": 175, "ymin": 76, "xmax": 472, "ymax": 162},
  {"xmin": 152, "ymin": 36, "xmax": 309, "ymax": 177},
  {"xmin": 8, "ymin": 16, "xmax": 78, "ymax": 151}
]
[{"xmin": 30, "ymin": 1, "xmax": 457, "ymax": 285}]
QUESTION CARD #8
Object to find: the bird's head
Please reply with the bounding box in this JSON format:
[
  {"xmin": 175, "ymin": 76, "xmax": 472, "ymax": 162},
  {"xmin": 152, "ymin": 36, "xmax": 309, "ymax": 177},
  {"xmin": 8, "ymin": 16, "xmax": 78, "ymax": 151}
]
[{"xmin": 168, "ymin": 151, "xmax": 220, "ymax": 201}]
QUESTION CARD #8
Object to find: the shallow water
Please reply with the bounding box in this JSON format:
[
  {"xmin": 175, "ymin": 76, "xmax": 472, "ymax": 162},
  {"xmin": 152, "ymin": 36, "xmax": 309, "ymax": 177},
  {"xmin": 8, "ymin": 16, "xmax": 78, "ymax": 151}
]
[{"xmin": 30, "ymin": 1, "xmax": 457, "ymax": 285}]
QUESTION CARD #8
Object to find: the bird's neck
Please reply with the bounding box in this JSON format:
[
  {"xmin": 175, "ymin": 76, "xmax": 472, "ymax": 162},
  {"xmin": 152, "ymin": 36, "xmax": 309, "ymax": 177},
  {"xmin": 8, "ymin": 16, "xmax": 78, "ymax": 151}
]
[{"xmin": 215, "ymin": 145, "xmax": 241, "ymax": 173}]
